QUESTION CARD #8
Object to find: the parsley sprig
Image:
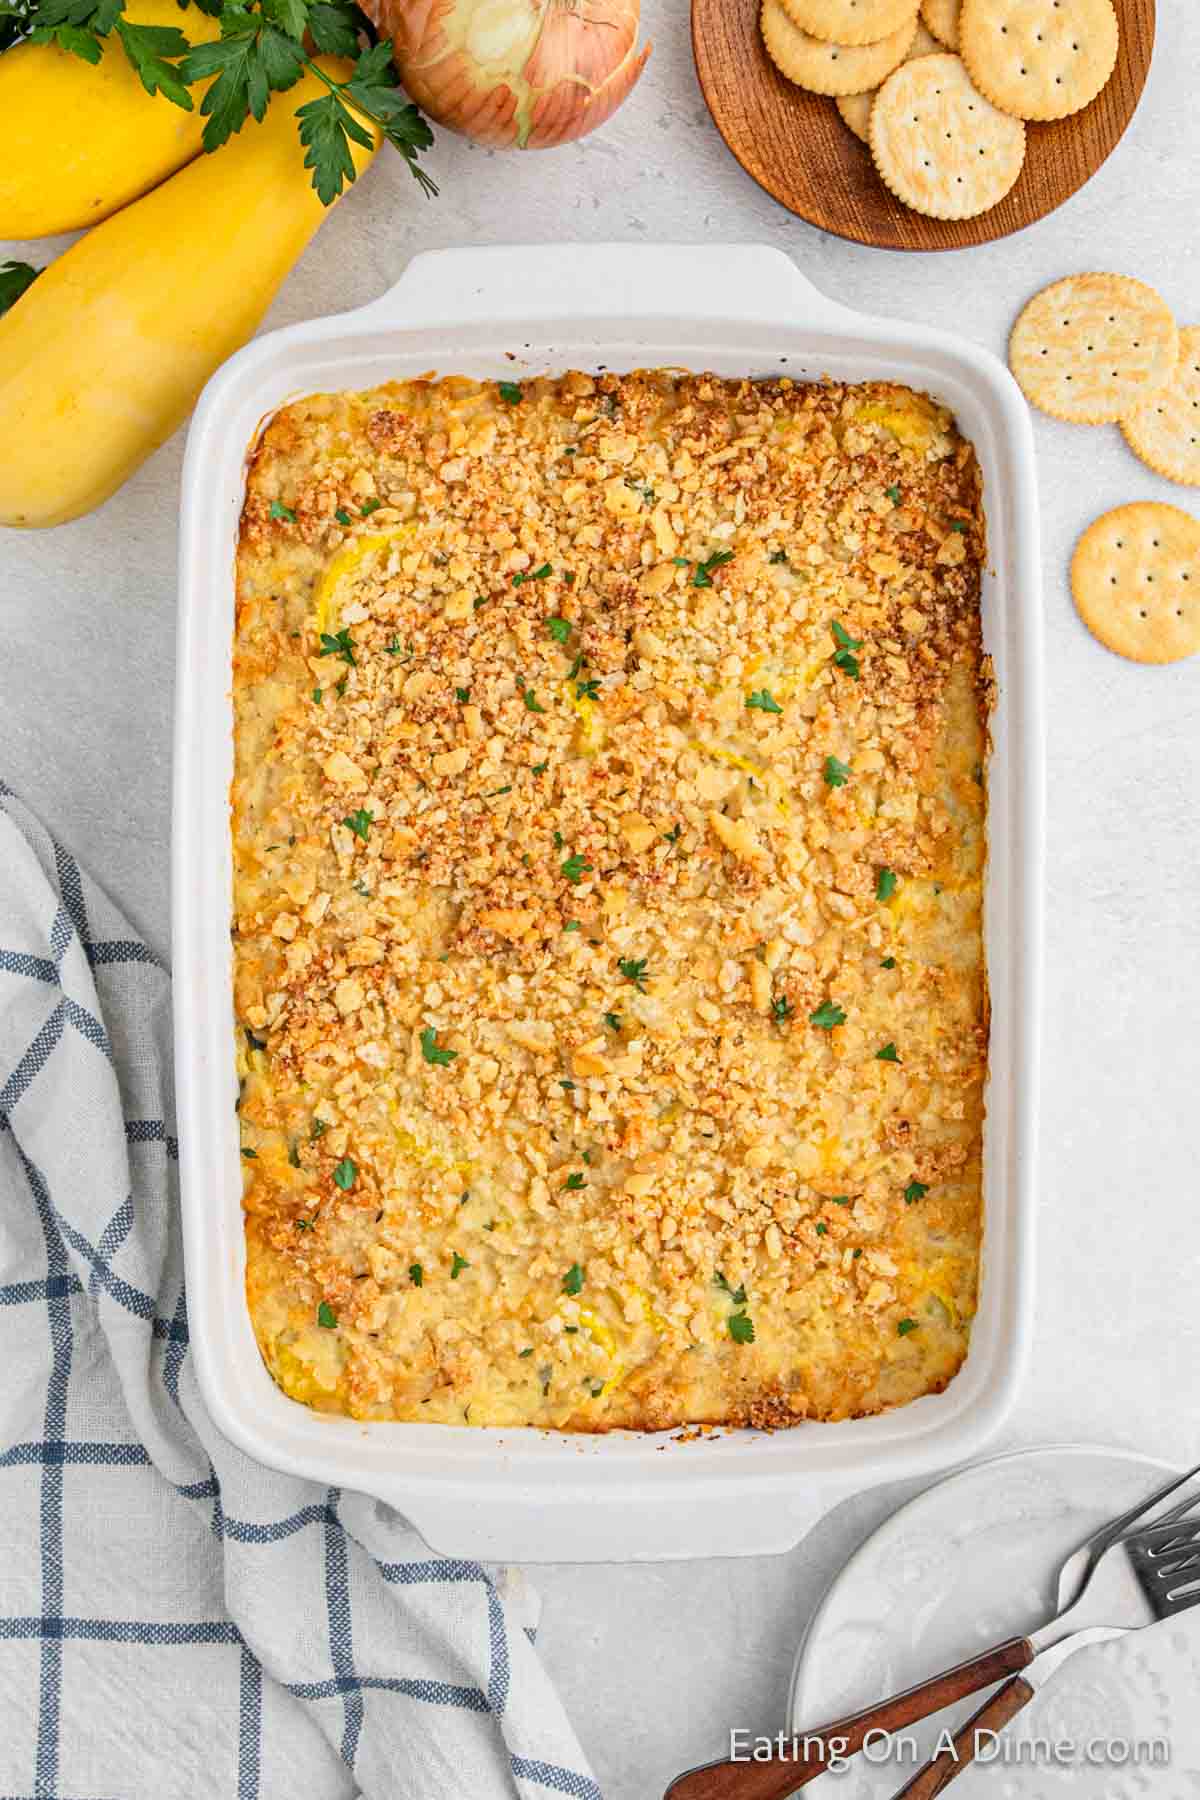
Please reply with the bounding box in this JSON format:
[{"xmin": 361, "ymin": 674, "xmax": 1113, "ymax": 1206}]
[{"xmin": 9, "ymin": 0, "xmax": 436, "ymax": 207}]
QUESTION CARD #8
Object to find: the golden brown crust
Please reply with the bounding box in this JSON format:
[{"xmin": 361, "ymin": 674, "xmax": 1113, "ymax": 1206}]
[{"xmin": 231, "ymin": 368, "xmax": 988, "ymax": 1432}]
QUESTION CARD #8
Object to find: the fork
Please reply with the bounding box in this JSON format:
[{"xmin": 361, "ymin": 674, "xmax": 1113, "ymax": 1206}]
[
  {"xmin": 664, "ymin": 1461, "xmax": 1200, "ymax": 1800},
  {"xmin": 889, "ymin": 1488, "xmax": 1200, "ymax": 1798}
]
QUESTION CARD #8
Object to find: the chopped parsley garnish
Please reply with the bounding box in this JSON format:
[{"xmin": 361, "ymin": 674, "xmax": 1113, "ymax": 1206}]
[
  {"xmin": 383, "ymin": 637, "xmax": 410, "ymax": 657},
  {"xmin": 554, "ymin": 831, "xmax": 564, "ymax": 848},
  {"xmin": 881, "ymin": 956, "xmax": 897, "ymax": 970},
  {"xmin": 897, "ymin": 1318, "xmax": 919, "ymax": 1336},
  {"xmin": 287, "ymin": 1140, "xmax": 301, "ymax": 1168},
  {"xmin": 409, "ymin": 1263, "xmax": 423, "ymax": 1287},
  {"xmin": 823, "ymin": 754, "xmax": 851, "ymax": 788},
  {"xmin": 564, "ymin": 920, "xmax": 581, "ymax": 932},
  {"xmin": 566, "ymin": 651, "xmax": 586, "ymax": 682},
  {"xmin": 268, "ymin": 499, "xmax": 296, "ymax": 522},
  {"xmin": 815, "ymin": 1222, "xmax": 828, "ymax": 1236},
  {"xmin": 831, "ymin": 1195, "xmax": 851, "ymax": 1206},
  {"xmin": 575, "ymin": 678, "xmax": 601, "ymax": 702},
  {"xmin": 562, "ymin": 1262, "xmax": 585, "ymax": 1294},
  {"xmin": 769, "ymin": 549, "xmax": 789, "ymax": 565},
  {"xmin": 585, "ymin": 1378, "xmax": 605, "ymax": 1398},
  {"xmin": 603, "ymin": 1012, "xmax": 622, "ymax": 1031},
  {"xmin": 359, "ymin": 498, "xmax": 383, "ymax": 517},
  {"xmin": 486, "ymin": 786, "xmax": 512, "ymax": 798},
  {"xmin": 342, "ymin": 808, "xmax": 372, "ymax": 841},
  {"xmin": 240, "ymin": 1146, "xmax": 258, "ymax": 1159},
  {"xmin": 334, "ymin": 507, "xmax": 352, "ymax": 526},
  {"xmin": 563, "ymin": 1173, "xmax": 585, "ymax": 1192},
  {"xmin": 949, "ymin": 520, "xmax": 967, "ymax": 534},
  {"xmin": 420, "ymin": 1027, "xmax": 457, "ymax": 1067},
  {"xmin": 663, "ymin": 823, "xmax": 682, "ymax": 844},
  {"xmin": 746, "ymin": 689, "xmax": 783, "ymax": 714},
  {"xmin": 312, "ymin": 688, "xmax": 323, "ymax": 704},
  {"xmin": 772, "ymin": 994, "xmax": 792, "ymax": 1022},
  {"xmin": 498, "ymin": 380, "xmax": 523, "ymax": 404},
  {"xmin": 317, "ymin": 1302, "xmax": 337, "ymax": 1329},
  {"xmin": 831, "ymin": 620, "xmax": 862, "ymax": 680},
  {"xmin": 450, "ymin": 1252, "xmax": 469, "ymax": 1279},
  {"xmin": 728, "ymin": 1311, "xmax": 755, "ymax": 1345},
  {"xmin": 531, "ymin": 761, "xmax": 548, "ymax": 775},
  {"xmin": 618, "ymin": 957, "xmax": 649, "ymax": 990},
  {"xmin": 809, "ymin": 1000, "xmax": 846, "ymax": 1030},
  {"xmin": 455, "ymin": 686, "xmax": 471, "ymax": 703},
  {"xmin": 560, "ymin": 851, "xmax": 592, "ymax": 884},
  {"xmin": 519, "ymin": 1346, "xmax": 533, "ymax": 1358},
  {"xmin": 522, "ymin": 687, "xmax": 546, "ymax": 713},
  {"xmin": 876, "ymin": 868, "xmax": 898, "ymax": 901},
  {"xmin": 310, "ymin": 1117, "xmax": 328, "ymax": 1140},
  {"xmin": 295, "ymin": 1217, "xmax": 313, "ymax": 1232},
  {"xmin": 904, "ymin": 1180, "xmax": 929, "ymax": 1204},
  {"xmin": 692, "ymin": 547, "xmax": 734, "ymax": 588},
  {"xmin": 332, "ymin": 1157, "xmax": 356, "ymax": 1189},
  {"xmin": 876, "ymin": 1042, "xmax": 901, "ymax": 1063},
  {"xmin": 318, "ymin": 628, "xmax": 355, "ymax": 666},
  {"xmin": 546, "ymin": 615, "xmax": 572, "ymax": 645},
  {"xmin": 513, "ymin": 563, "xmax": 552, "ymax": 587},
  {"xmin": 886, "ymin": 485, "xmax": 902, "ymax": 506},
  {"xmin": 714, "ymin": 1271, "xmax": 747, "ymax": 1305},
  {"xmin": 245, "ymin": 1026, "xmax": 268, "ymax": 1051}
]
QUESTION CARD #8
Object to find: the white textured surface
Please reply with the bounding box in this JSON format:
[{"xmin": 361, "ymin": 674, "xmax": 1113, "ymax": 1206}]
[{"xmin": 2, "ymin": 5, "xmax": 1198, "ymax": 1796}]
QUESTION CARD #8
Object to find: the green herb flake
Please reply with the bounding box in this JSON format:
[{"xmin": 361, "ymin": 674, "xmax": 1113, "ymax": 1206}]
[
  {"xmin": 531, "ymin": 761, "xmax": 549, "ymax": 775},
  {"xmin": 455, "ymin": 686, "xmax": 471, "ymax": 703},
  {"xmin": 486, "ymin": 785, "xmax": 512, "ymax": 798},
  {"xmin": 728, "ymin": 1311, "xmax": 755, "ymax": 1345},
  {"xmin": 522, "ymin": 687, "xmax": 546, "ymax": 713},
  {"xmin": 287, "ymin": 1140, "xmax": 301, "ymax": 1169},
  {"xmin": 714, "ymin": 1271, "xmax": 747, "ymax": 1305},
  {"xmin": 312, "ymin": 687, "xmax": 323, "ymax": 704},
  {"xmin": 519, "ymin": 1346, "xmax": 534, "ymax": 1358},
  {"xmin": 498, "ymin": 380, "xmax": 523, "ymax": 404},
  {"xmin": 772, "ymin": 994, "xmax": 792, "ymax": 1022},
  {"xmin": 815, "ymin": 1222, "xmax": 828, "ymax": 1236},
  {"xmin": 450, "ymin": 1252, "xmax": 469, "ymax": 1279},
  {"xmin": 949, "ymin": 520, "xmax": 967, "ymax": 534},
  {"xmin": 886, "ymin": 485, "xmax": 902, "ymax": 506},
  {"xmin": 359, "ymin": 498, "xmax": 383, "ymax": 517},
  {"xmin": 563, "ymin": 920, "xmax": 581, "ymax": 932},
  {"xmin": 513, "ymin": 564, "xmax": 552, "ymax": 588},
  {"xmin": 295, "ymin": 1218, "xmax": 313, "ymax": 1232},
  {"xmin": 876, "ymin": 868, "xmax": 898, "ymax": 902},
  {"xmin": 240, "ymin": 1146, "xmax": 258, "ymax": 1159},
  {"xmin": 409, "ymin": 1263, "xmax": 423, "ymax": 1287},
  {"xmin": 332, "ymin": 1157, "xmax": 356, "ymax": 1189},
  {"xmin": 823, "ymin": 754, "xmax": 851, "ymax": 788},
  {"xmin": 342, "ymin": 808, "xmax": 372, "ymax": 841},
  {"xmin": 317, "ymin": 1301, "xmax": 337, "ymax": 1329},
  {"xmin": 809, "ymin": 1000, "xmax": 847, "ymax": 1030},
  {"xmin": 831, "ymin": 1195, "xmax": 851, "ymax": 1207},
  {"xmin": 420, "ymin": 1027, "xmax": 458, "ymax": 1067},
  {"xmin": 897, "ymin": 1318, "xmax": 919, "ymax": 1336},
  {"xmin": 546, "ymin": 615, "xmax": 572, "ymax": 645},
  {"xmin": 310, "ymin": 1117, "xmax": 328, "ymax": 1140},
  {"xmin": 876, "ymin": 1042, "xmax": 901, "ymax": 1063},
  {"xmin": 618, "ymin": 957, "xmax": 649, "ymax": 990},
  {"xmin": 904, "ymin": 1180, "xmax": 929, "ymax": 1205},
  {"xmin": 268, "ymin": 499, "xmax": 296, "ymax": 523},
  {"xmin": 881, "ymin": 956, "xmax": 897, "ymax": 970},
  {"xmin": 562, "ymin": 1262, "xmax": 585, "ymax": 1294},
  {"xmin": 563, "ymin": 1173, "xmax": 585, "ymax": 1191},
  {"xmin": 334, "ymin": 507, "xmax": 353, "ymax": 526},
  {"xmin": 693, "ymin": 547, "xmax": 734, "ymax": 589},
  {"xmin": 746, "ymin": 689, "xmax": 783, "ymax": 714},
  {"xmin": 603, "ymin": 1012, "xmax": 622, "ymax": 1031},
  {"xmin": 318, "ymin": 628, "xmax": 355, "ymax": 666},
  {"xmin": 575, "ymin": 678, "xmax": 601, "ymax": 702},
  {"xmin": 560, "ymin": 851, "xmax": 592, "ymax": 884},
  {"xmin": 769, "ymin": 549, "xmax": 789, "ymax": 566}
]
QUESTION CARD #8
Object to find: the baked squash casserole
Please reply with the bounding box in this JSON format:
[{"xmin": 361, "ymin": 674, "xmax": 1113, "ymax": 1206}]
[{"xmin": 231, "ymin": 368, "xmax": 988, "ymax": 1432}]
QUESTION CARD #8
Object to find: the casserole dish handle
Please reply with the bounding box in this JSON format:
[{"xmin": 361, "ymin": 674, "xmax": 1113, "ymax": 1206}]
[
  {"xmin": 378, "ymin": 1481, "xmax": 860, "ymax": 1564},
  {"xmin": 330, "ymin": 242, "xmax": 868, "ymax": 337}
]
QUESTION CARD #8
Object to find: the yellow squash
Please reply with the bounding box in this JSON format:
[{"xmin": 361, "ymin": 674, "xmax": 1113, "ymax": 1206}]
[
  {"xmin": 0, "ymin": 0, "xmax": 221, "ymax": 240},
  {"xmin": 0, "ymin": 62, "xmax": 379, "ymax": 530}
]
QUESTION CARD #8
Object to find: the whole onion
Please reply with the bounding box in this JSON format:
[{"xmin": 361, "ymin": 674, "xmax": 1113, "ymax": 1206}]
[{"xmin": 366, "ymin": 0, "xmax": 651, "ymax": 149}]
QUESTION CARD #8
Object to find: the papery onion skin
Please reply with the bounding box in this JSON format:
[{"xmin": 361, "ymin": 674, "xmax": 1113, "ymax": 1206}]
[{"xmin": 364, "ymin": 0, "xmax": 651, "ymax": 149}]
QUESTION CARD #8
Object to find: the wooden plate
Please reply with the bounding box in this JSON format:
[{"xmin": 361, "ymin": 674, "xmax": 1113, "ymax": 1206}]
[{"xmin": 692, "ymin": 0, "xmax": 1155, "ymax": 251}]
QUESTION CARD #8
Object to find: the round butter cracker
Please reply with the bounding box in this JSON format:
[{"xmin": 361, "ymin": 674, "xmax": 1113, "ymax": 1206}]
[
  {"xmin": 1009, "ymin": 274, "xmax": 1179, "ymax": 425},
  {"xmin": 762, "ymin": 0, "xmax": 917, "ymax": 95},
  {"xmin": 1121, "ymin": 327, "xmax": 1200, "ymax": 489},
  {"xmin": 1071, "ymin": 503, "xmax": 1200, "ymax": 664},
  {"xmin": 837, "ymin": 21, "xmax": 941, "ymax": 141},
  {"xmin": 920, "ymin": 0, "xmax": 961, "ymax": 48},
  {"xmin": 869, "ymin": 51, "xmax": 1025, "ymax": 219},
  {"xmin": 780, "ymin": 0, "xmax": 918, "ymax": 46},
  {"xmin": 960, "ymin": 0, "xmax": 1118, "ymax": 121}
]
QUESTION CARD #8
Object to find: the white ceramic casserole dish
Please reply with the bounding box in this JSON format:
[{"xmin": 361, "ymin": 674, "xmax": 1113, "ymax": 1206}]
[{"xmin": 173, "ymin": 243, "xmax": 1043, "ymax": 1564}]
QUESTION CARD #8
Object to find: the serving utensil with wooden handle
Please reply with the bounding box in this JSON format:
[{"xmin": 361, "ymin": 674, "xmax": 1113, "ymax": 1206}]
[
  {"xmin": 889, "ymin": 1492, "xmax": 1200, "ymax": 1799},
  {"xmin": 664, "ymin": 1462, "xmax": 1200, "ymax": 1800}
]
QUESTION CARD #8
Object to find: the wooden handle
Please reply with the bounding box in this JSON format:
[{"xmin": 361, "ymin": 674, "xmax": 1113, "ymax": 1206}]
[
  {"xmin": 890, "ymin": 1676, "xmax": 1037, "ymax": 1800},
  {"xmin": 663, "ymin": 1637, "xmax": 1034, "ymax": 1800}
]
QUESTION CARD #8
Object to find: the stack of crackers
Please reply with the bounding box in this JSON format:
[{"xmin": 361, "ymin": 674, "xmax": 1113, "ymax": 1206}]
[
  {"xmin": 1008, "ymin": 271, "xmax": 1200, "ymax": 665},
  {"xmin": 761, "ymin": 0, "xmax": 1121, "ymax": 221}
]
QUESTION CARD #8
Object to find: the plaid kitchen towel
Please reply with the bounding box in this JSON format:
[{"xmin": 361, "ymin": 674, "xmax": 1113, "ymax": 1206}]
[{"xmin": 0, "ymin": 783, "xmax": 601, "ymax": 1800}]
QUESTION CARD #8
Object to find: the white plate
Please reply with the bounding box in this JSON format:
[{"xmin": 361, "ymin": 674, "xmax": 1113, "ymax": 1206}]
[{"xmin": 790, "ymin": 1444, "xmax": 1200, "ymax": 1797}]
